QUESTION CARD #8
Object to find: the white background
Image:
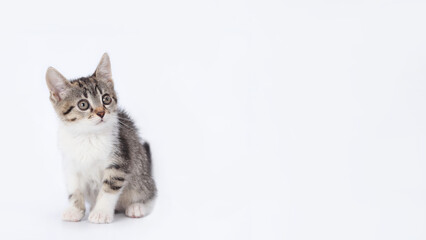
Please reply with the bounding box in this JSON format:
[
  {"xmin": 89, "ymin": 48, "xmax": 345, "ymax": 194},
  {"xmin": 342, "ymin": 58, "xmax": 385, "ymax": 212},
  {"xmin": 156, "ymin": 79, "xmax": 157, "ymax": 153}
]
[{"xmin": 0, "ymin": 0, "xmax": 425, "ymax": 239}]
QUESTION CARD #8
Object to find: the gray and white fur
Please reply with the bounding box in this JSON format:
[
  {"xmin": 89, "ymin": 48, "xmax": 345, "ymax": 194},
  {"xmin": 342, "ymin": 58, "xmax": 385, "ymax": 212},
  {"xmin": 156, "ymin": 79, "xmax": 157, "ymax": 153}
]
[{"xmin": 46, "ymin": 53, "xmax": 157, "ymax": 224}]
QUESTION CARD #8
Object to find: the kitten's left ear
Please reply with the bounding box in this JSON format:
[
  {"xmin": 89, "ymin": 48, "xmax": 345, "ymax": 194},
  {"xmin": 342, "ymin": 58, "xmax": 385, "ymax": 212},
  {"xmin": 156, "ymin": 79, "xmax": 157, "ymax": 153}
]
[{"xmin": 95, "ymin": 53, "xmax": 113, "ymax": 87}]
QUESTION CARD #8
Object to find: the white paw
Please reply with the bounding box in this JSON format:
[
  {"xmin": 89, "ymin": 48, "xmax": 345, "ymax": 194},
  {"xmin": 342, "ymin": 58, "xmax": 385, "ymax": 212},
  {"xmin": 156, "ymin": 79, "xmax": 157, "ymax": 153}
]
[
  {"xmin": 125, "ymin": 203, "xmax": 145, "ymax": 218},
  {"xmin": 88, "ymin": 209, "xmax": 114, "ymax": 224},
  {"xmin": 62, "ymin": 207, "xmax": 84, "ymax": 222}
]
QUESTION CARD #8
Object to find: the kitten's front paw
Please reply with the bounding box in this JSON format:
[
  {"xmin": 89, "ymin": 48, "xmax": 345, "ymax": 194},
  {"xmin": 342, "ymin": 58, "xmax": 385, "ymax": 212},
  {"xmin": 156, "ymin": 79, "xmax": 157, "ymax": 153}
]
[
  {"xmin": 88, "ymin": 209, "xmax": 114, "ymax": 224},
  {"xmin": 62, "ymin": 207, "xmax": 84, "ymax": 222}
]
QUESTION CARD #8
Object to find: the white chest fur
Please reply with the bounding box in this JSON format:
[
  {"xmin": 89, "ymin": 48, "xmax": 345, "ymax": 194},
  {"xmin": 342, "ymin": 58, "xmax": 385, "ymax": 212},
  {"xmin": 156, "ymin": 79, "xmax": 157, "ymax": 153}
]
[{"xmin": 58, "ymin": 122, "xmax": 118, "ymax": 201}]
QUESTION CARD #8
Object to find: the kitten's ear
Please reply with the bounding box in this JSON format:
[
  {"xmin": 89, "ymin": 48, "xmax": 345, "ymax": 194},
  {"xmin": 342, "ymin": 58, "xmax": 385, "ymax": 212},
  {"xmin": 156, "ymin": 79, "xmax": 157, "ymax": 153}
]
[
  {"xmin": 95, "ymin": 53, "xmax": 113, "ymax": 87},
  {"xmin": 46, "ymin": 67, "xmax": 71, "ymax": 102}
]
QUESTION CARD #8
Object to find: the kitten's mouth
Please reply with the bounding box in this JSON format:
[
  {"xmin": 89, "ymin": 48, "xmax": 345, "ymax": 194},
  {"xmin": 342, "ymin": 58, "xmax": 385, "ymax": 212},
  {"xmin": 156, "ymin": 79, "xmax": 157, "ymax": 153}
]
[{"xmin": 96, "ymin": 119, "xmax": 105, "ymax": 125}]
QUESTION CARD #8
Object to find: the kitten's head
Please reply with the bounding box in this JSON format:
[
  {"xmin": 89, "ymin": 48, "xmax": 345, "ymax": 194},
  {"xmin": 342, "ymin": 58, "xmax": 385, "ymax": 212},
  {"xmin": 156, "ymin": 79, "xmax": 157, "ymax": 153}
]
[{"xmin": 46, "ymin": 53, "xmax": 118, "ymax": 130}]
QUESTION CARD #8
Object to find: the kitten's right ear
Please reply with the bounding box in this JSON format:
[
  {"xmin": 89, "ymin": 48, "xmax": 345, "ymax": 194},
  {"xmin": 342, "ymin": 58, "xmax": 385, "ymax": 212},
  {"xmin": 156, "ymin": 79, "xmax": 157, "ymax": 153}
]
[{"xmin": 46, "ymin": 67, "xmax": 71, "ymax": 102}]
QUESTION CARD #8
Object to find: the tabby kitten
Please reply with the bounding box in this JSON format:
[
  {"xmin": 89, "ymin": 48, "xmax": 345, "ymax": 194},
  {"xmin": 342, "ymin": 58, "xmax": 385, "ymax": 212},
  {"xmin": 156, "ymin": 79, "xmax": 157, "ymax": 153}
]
[{"xmin": 46, "ymin": 53, "xmax": 157, "ymax": 224}]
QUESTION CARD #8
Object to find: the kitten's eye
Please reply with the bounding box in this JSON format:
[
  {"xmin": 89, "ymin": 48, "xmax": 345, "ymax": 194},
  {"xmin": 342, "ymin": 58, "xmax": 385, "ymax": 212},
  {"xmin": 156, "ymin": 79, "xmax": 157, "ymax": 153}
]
[
  {"xmin": 77, "ymin": 99, "xmax": 90, "ymax": 110},
  {"xmin": 102, "ymin": 94, "xmax": 112, "ymax": 105}
]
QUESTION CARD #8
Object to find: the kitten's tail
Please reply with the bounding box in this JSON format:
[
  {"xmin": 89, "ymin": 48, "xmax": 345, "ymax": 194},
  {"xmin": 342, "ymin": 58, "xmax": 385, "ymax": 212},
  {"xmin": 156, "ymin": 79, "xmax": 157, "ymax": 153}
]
[
  {"xmin": 143, "ymin": 142, "xmax": 151, "ymax": 164},
  {"xmin": 143, "ymin": 142, "xmax": 152, "ymax": 175}
]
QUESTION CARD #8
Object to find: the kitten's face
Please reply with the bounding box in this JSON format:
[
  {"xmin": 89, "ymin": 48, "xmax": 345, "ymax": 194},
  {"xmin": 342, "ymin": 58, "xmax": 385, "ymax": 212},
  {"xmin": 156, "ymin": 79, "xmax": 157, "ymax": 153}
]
[
  {"xmin": 46, "ymin": 53, "xmax": 118, "ymax": 129},
  {"xmin": 54, "ymin": 77, "xmax": 118, "ymax": 126}
]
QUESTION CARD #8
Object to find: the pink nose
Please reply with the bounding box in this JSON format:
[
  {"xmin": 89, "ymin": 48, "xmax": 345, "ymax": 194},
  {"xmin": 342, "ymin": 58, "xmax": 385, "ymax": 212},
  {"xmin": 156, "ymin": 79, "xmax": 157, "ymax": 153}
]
[{"xmin": 96, "ymin": 111, "xmax": 105, "ymax": 118}]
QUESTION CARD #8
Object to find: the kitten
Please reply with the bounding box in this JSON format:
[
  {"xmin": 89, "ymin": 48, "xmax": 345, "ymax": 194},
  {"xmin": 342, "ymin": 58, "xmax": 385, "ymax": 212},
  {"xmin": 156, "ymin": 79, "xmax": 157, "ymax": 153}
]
[{"xmin": 46, "ymin": 53, "xmax": 157, "ymax": 224}]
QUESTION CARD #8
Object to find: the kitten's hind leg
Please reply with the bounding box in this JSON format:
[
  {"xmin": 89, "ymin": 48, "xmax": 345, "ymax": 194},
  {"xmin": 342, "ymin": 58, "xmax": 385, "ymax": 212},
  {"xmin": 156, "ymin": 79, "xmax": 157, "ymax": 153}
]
[{"xmin": 125, "ymin": 198, "xmax": 156, "ymax": 218}]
